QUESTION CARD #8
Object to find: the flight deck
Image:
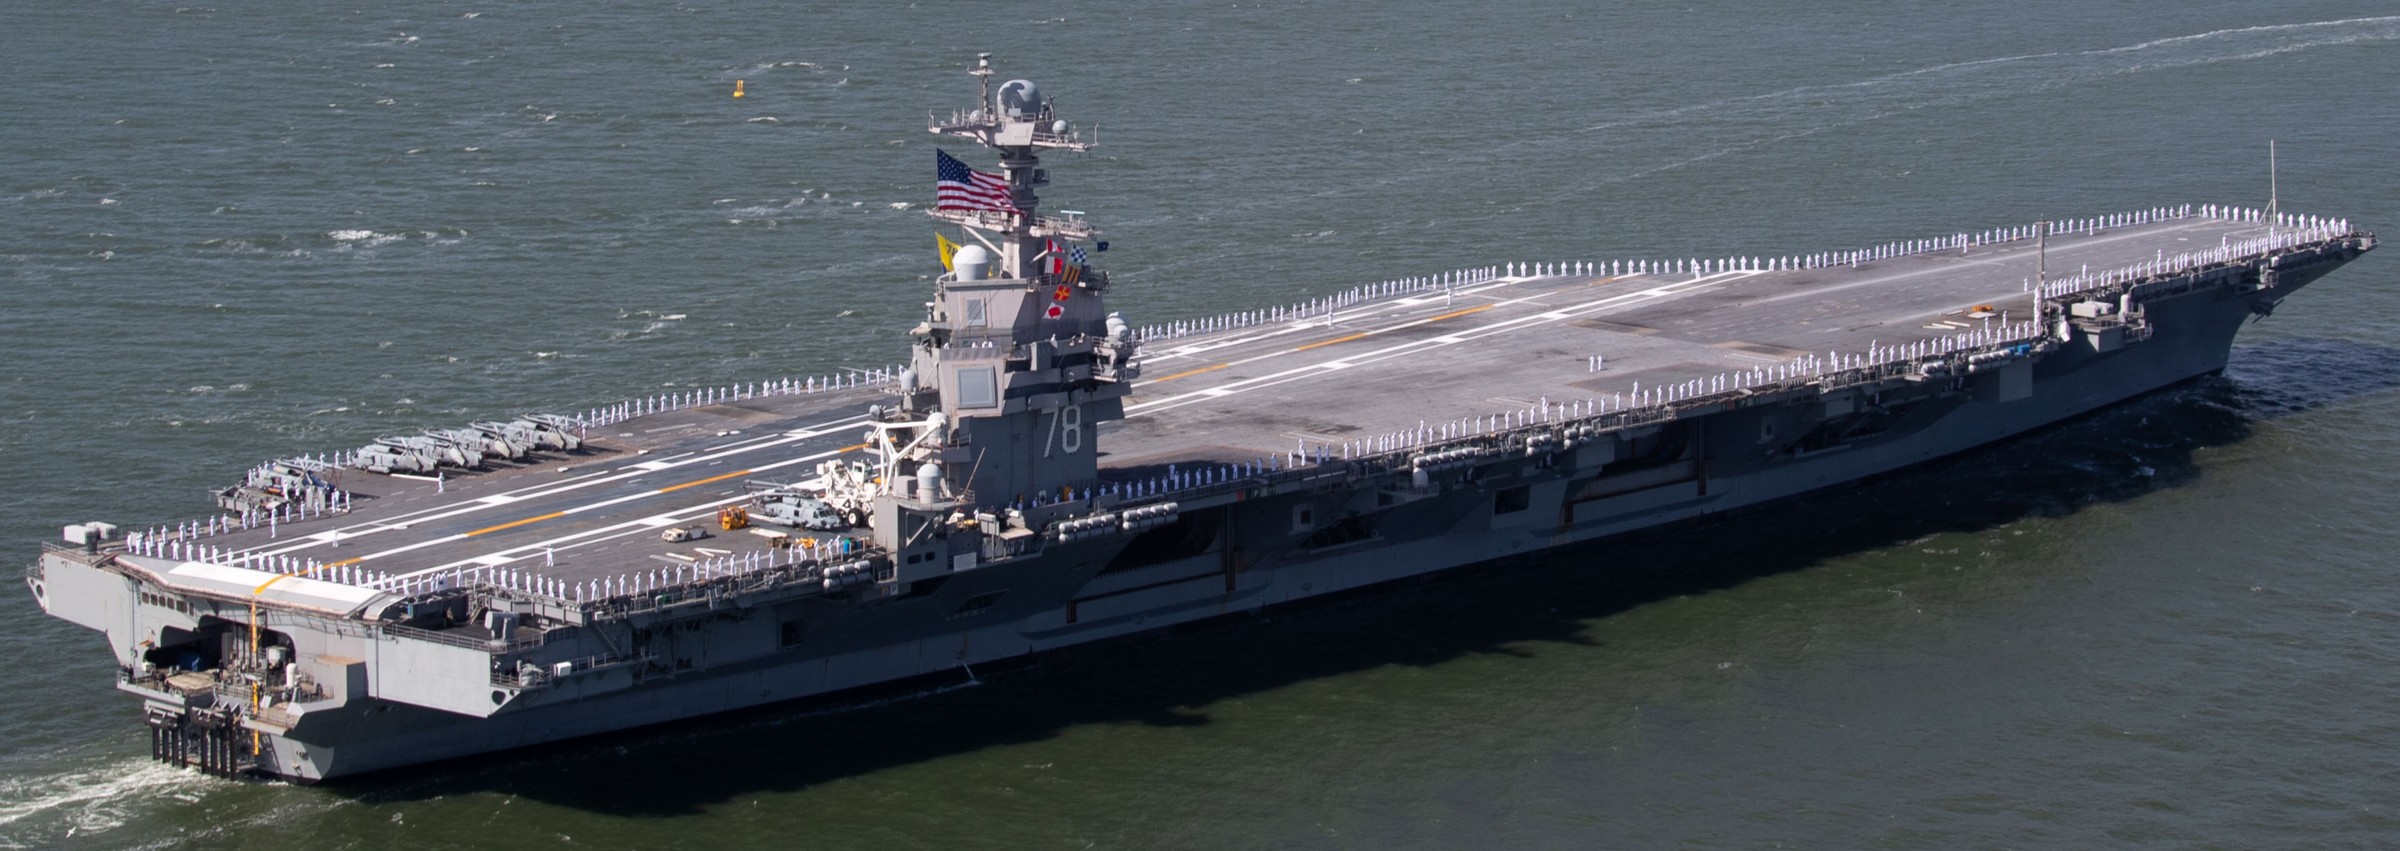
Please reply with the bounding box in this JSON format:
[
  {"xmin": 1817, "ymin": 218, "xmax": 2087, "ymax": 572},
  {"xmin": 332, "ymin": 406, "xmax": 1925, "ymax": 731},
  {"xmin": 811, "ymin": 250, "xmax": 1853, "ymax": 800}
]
[{"xmin": 141, "ymin": 208, "xmax": 2329, "ymax": 606}]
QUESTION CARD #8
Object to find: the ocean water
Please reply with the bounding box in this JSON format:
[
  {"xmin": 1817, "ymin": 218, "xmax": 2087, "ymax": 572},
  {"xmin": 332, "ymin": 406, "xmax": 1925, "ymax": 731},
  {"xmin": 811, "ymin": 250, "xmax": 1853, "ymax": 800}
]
[{"xmin": 3, "ymin": 2, "xmax": 2397, "ymax": 848}]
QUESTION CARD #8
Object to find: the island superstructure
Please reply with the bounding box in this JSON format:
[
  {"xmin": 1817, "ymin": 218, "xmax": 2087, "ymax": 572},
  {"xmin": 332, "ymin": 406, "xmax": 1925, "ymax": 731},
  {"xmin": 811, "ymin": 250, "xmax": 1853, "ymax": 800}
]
[{"xmin": 26, "ymin": 56, "xmax": 2376, "ymax": 781}]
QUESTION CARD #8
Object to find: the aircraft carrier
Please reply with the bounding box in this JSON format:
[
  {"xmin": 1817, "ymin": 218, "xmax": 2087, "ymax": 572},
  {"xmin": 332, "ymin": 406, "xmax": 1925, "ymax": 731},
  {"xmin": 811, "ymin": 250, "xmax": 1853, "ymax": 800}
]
[{"xmin": 25, "ymin": 56, "xmax": 2376, "ymax": 781}]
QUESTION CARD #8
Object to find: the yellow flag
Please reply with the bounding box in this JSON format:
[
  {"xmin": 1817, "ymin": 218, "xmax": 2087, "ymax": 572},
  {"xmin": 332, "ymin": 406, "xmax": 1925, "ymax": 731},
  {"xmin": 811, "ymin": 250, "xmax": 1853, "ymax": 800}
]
[{"xmin": 936, "ymin": 232, "xmax": 960, "ymax": 271}]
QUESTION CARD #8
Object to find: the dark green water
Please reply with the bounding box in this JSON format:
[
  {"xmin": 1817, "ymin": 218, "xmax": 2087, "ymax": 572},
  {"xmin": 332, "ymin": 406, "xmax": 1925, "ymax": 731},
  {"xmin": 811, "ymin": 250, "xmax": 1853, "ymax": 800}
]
[{"xmin": 4, "ymin": 2, "xmax": 2397, "ymax": 848}]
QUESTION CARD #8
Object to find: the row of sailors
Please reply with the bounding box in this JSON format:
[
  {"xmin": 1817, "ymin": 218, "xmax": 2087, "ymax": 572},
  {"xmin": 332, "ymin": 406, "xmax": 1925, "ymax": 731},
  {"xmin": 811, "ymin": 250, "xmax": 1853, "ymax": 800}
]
[
  {"xmin": 2038, "ymin": 217, "xmax": 2356, "ymax": 300},
  {"xmin": 1147, "ymin": 203, "xmax": 2356, "ymax": 344},
  {"xmin": 397, "ymin": 542, "xmax": 862, "ymax": 605},
  {"xmin": 127, "ymin": 534, "xmax": 863, "ymax": 606},
  {"xmin": 1110, "ymin": 317, "xmax": 2052, "ymax": 492},
  {"xmin": 1137, "ymin": 267, "xmax": 1496, "ymax": 342},
  {"xmin": 1153, "ymin": 205, "xmax": 2215, "ymax": 342},
  {"xmin": 123, "ymin": 494, "xmax": 351, "ymax": 557}
]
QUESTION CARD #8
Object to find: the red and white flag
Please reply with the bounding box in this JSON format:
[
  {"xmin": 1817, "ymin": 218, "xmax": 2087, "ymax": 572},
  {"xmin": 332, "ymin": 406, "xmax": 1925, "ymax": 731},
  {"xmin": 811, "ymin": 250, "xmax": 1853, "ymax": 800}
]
[{"xmin": 935, "ymin": 149, "xmax": 1018, "ymax": 214}]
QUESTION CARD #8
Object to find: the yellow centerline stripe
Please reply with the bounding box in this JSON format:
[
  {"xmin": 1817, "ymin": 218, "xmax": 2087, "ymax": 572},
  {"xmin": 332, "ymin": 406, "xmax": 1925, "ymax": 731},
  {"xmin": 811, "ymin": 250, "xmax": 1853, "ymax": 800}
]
[
  {"xmin": 1421, "ymin": 304, "xmax": 1495, "ymax": 323},
  {"xmin": 465, "ymin": 511, "xmax": 567, "ymax": 537},
  {"xmin": 1150, "ymin": 363, "xmax": 1230, "ymax": 383},
  {"xmin": 657, "ymin": 468, "xmax": 754, "ymax": 494},
  {"xmin": 1292, "ymin": 332, "xmax": 1370, "ymax": 352}
]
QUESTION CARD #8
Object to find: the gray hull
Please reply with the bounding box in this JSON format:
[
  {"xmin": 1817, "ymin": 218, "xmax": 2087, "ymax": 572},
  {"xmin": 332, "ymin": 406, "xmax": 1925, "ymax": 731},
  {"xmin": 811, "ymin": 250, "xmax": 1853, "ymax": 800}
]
[{"xmin": 161, "ymin": 253, "xmax": 2331, "ymax": 780}]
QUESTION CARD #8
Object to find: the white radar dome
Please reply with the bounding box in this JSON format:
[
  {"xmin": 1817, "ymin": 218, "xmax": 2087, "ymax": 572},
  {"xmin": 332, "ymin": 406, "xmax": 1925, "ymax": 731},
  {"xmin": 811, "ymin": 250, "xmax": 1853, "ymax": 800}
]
[
  {"xmin": 997, "ymin": 79, "xmax": 1042, "ymax": 118},
  {"xmin": 952, "ymin": 244, "xmax": 992, "ymax": 280}
]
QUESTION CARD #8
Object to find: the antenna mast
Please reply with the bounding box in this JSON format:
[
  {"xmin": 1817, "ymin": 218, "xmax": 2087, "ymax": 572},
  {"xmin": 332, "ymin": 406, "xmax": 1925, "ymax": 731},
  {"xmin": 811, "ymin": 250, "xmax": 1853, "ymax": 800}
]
[
  {"xmin": 2035, "ymin": 219, "xmax": 2048, "ymax": 322},
  {"xmin": 2268, "ymin": 139, "xmax": 2279, "ymax": 237}
]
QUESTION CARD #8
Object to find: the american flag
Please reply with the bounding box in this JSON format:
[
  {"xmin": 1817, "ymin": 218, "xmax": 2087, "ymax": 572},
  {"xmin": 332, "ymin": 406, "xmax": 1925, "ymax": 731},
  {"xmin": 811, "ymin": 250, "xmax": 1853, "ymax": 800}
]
[{"xmin": 935, "ymin": 149, "xmax": 1018, "ymax": 214}]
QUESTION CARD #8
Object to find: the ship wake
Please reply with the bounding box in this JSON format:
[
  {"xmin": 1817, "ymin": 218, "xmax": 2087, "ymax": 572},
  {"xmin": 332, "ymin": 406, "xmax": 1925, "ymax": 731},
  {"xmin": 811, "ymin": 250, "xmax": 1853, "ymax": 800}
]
[{"xmin": 0, "ymin": 757, "xmax": 226, "ymax": 848}]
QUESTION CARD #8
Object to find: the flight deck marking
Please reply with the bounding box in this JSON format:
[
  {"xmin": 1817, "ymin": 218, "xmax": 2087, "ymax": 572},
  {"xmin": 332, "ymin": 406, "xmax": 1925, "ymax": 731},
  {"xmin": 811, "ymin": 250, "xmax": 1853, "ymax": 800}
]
[
  {"xmin": 657, "ymin": 468, "xmax": 754, "ymax": 493},
  {"xmin": 1132, "ymin": 301, "xmax": 1512, "ymax": 396},
  {"xmin": 410, "ymin": 448, "xmax": 858, "ymax": 551},
  {"xmin": 234, "ymin": 416, "xmax": 871, "ymax": 560},
  {"xmin": 1292, "ymin": 305, "xmax": 1496, "ymax": 352},
  {"xmin": 1291, "ymin": 332, "xmax": 1369, "ymax": 352},
  {"xmin": 466, "ymin": 512, "xmax": 567, "ymax": 537},
  {"xmin": 402, "ymin": 444, "xmax": 870, "ymax": 574},
  {"xmin": 419, "ymin": 496, "xmax": 763, "ymax": 575},
  {"xmin": 1139, "ymin": 279, "xmax": 1520, "ymax": 366},
  {"xmin": 1140, "ymin": 304, "xmax": 1496, "ymax": 390},
  {"xmin": 350, "ymin": 443, "xmax": 871, "ymax": 576},
  {"xmin": 1148, "ymin": 363, "xmax": 1231, "ymax": 383},
  {"xmin": 1420, "ymin": 305, "xmax": 1495, "ymax": 323},
  {"xmin": 1128, "ymin": 273, "xmax": 1758, "ymax": 415}
]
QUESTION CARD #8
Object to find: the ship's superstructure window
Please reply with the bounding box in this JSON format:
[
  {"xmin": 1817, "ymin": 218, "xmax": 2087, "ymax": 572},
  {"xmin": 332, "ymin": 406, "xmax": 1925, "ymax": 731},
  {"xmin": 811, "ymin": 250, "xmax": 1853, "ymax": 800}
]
[
  {"xmin": 140, "ymin": 591, "xmax": 191, "ymax": 614},
  {"xmin": 957, "ymin": 366, "xmax": 998, "ymax": 409}
]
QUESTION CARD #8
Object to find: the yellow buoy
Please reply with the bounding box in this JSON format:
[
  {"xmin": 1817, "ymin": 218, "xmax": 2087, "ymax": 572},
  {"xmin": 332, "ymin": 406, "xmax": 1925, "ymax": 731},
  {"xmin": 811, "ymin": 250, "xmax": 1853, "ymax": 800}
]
[{"xmin": 733, "ymin": 79, "xmax": 746, "ymax": 98}]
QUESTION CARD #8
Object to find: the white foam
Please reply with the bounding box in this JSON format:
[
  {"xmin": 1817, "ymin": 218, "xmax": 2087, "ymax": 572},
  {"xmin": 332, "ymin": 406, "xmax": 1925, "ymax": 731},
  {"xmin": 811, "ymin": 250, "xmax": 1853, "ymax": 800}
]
[{"xmin": 0, "ymin": 758, "xmax": 216, "ymax": 835}]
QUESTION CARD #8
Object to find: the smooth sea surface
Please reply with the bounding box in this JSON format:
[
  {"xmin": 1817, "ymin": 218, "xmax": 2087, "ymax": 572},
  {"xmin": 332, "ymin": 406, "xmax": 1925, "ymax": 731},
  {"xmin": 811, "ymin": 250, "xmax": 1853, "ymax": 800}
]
[{"xmin": 5, "ymin": 3, "xmax": 2398, "ymax": 848}]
